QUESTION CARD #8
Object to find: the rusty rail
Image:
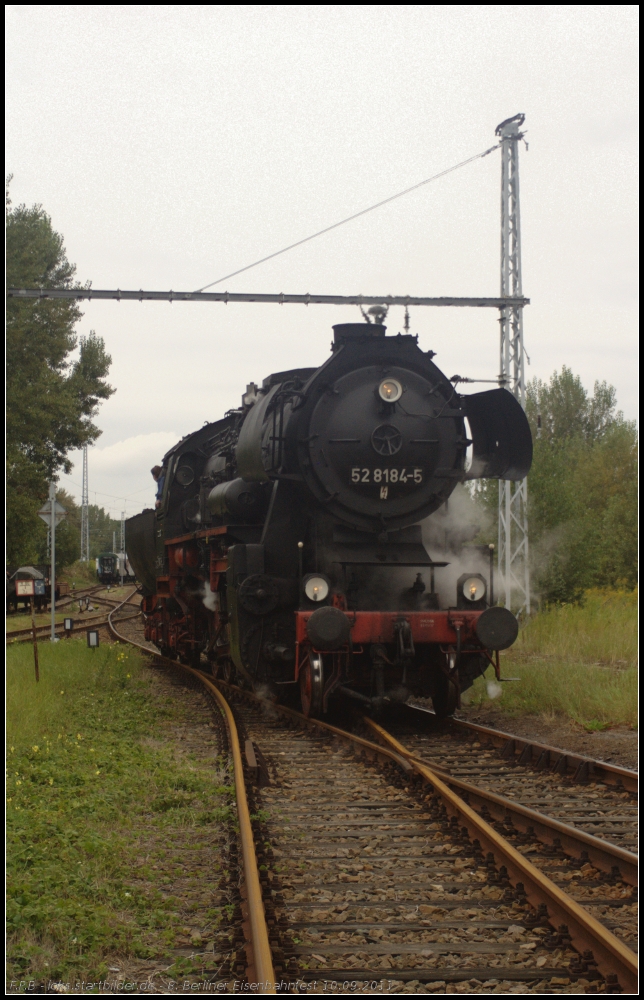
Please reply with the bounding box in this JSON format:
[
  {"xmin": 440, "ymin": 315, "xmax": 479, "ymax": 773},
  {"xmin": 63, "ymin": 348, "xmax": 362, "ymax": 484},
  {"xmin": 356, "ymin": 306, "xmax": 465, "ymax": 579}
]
[
  {"xmin": 364, "ymin": 717, "xmax": 638, "ymax": 994},
  {"xmin": 186, "ymin": 670, "xmax": 277, "ymax": 991},
  {"xmin": 362, "ymin": 717, "xmax": 638, "ymax": 885},
  {"xmin": 407, "ymin": 706, "xmax": 638, "ymax": 794},
  {"xmin": 214, "ymin": 682, "xmax": 638, "ymax": 992}
]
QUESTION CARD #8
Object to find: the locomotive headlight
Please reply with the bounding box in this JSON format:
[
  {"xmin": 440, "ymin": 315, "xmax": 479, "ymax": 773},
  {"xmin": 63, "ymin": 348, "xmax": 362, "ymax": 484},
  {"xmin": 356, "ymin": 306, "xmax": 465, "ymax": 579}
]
[
  {"xmin": 303, "ymin": 575, "xmax": 330, "ymax": 602},
  {"xmin": 462, "ymin": 576, "xmax": 486, "ymax": 602},
  {"xmin": 378, "ymin": 378, "xmax": 403, "ymax": 403}
]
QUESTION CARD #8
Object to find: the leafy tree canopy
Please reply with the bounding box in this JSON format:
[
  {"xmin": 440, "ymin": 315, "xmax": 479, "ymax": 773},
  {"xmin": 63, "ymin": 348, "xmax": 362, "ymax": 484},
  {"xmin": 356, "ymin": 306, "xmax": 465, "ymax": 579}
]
[
  {"xmin": 6, "ymin": 178, "xmax": 115, "ymax": 566},
  {"xmin": 525, "ymin": 365, "xmax": 620, "ymax": 446}
]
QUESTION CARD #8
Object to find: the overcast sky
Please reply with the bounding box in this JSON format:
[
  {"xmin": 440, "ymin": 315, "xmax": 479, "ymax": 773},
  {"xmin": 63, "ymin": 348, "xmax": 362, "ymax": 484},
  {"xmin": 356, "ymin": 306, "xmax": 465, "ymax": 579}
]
[{"xmin": 6, "ymin": 4, "xmax": 638, "ymax": 521}]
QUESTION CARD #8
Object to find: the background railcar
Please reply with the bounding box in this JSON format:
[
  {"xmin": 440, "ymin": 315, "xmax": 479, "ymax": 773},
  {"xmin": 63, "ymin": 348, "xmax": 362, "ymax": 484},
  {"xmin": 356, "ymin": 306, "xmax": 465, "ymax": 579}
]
[
  {"xmin": 96, "ymin": 551, "xmax": 136, "ymax": 586},
  {"xmin": 6, "ymin": 565, "xmax": 69, "ymax": 612}
]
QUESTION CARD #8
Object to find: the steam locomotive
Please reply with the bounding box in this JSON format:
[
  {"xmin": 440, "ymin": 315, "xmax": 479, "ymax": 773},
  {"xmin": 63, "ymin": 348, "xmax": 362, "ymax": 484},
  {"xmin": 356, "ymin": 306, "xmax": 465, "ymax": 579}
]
[{"xmin": 126, "ymin": 320, "xmax": 531, "ymax": 717}]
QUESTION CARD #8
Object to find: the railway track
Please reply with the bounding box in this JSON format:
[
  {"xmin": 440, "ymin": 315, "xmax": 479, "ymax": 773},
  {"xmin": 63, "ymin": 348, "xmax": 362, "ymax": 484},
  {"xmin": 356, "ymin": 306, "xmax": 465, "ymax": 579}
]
[
  {"xmin": 438, "ymin": 715, "xmax": 637, "ymax": 794},
  {"xmin": 108, "ymin": 613, "xmax": 637, "ymax": 994},
  {"xmin": 6, "ymin": 587, "xmax": 141, "ymax": 643},
  {"xmin": 360, "ymin": 706, "xmax": 638, "ymax": 860}
]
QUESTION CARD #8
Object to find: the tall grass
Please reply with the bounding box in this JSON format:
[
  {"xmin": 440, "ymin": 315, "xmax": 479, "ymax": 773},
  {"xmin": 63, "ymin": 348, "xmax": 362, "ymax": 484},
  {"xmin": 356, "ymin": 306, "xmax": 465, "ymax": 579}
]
[
  {"xmin": 462, "ymin": 589, "xmax": 638, "ymax": 728},
  {"xmin": 464, "ymin": 660, "xmax": 637, "ymax": 728},
  {"xmin": 517, "ymin": 589, "xmax": 637, "ymax": 666},
  {"xmin": 6, "ymin": 640, "xmax": 124, "ymax": 744}
]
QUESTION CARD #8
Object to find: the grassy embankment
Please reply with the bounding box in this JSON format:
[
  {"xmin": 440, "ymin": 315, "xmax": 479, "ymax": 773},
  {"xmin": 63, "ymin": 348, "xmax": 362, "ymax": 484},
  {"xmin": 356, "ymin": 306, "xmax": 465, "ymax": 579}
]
[
  {"xmin": 6, "ymin": 640, "xmax": 234, "ymax": 986},
  {"xmin": 59, "ymin": 560, "xmax": 101, "ymax": 589},
  {"xmin": 7, "ymin": 613, "xmax": 74, "ymax": 632},
  {"xmin": 462, "ymin": 589, "xmax": 637, "ymax": 730}
]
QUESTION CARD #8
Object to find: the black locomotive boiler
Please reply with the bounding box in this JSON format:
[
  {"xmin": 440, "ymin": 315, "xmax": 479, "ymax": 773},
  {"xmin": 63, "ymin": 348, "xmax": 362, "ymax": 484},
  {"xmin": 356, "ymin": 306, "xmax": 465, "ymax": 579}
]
[{"xmin": 126, "ymin": 320, "xmax": 531, "ymax": 717}]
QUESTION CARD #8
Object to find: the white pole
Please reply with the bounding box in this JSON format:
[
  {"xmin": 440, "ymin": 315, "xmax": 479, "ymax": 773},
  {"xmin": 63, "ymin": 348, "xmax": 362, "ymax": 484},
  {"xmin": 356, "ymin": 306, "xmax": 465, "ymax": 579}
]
[
  {"xmin": 80, "ymin": 443, "xmax": 89, "ymax": 561},
  {"xmin": 50, "ymin": 482, "xmax": 58, "ymax": 642},
  {"xmin": 120, "ymin": 510, "xmax": 125, "ymax": 588}
]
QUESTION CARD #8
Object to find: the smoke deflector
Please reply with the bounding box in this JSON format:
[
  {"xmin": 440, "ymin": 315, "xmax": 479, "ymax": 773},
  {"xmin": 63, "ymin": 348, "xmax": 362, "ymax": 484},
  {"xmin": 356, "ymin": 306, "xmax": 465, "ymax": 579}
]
[{"xmin": 463, "ymin": 388, "xmax": 532, "ymax": 481}]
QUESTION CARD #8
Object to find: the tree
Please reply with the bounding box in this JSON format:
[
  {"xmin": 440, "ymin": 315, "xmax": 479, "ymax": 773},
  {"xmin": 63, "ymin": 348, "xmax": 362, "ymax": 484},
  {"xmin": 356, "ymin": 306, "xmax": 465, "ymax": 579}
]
[
  {"xmin": 525, "ymin": 366, "xmax": 620, "ymax": 445},
  {"xmin": 6, "ymin": 179, "xmax": 115, "ymax": 565},
  {"xmin": 85, "ymin": 505, "xmax": 123, "ymax": 559},
  {"xmin": 471, "ymin": 368, "xmax": 637, "ymax": 602}
]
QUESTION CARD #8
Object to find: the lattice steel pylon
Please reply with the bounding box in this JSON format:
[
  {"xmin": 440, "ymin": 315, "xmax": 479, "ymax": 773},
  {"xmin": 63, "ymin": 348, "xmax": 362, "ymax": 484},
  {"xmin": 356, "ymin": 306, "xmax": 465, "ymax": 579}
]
[
  {"xmin": 496, "ymin": 114, "xmax": 530, "ymax": 615},
  {"xmin": 80, "ymin": 444, "xmax": 90, "ymax": 562}
]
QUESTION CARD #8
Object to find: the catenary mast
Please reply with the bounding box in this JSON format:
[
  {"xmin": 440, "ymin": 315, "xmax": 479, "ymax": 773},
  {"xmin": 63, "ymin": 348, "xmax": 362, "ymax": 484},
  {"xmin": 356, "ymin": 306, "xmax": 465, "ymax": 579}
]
[{"xmin": 497, "ymin": 114, "xmax": 530, "ymax": 614}]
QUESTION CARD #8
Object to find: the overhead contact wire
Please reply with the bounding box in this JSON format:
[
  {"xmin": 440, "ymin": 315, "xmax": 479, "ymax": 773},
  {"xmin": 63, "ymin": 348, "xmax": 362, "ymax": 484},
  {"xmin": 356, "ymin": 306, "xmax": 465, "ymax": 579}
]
[{"xmin": 195, "ymin": 143, "xmax": 499, "ymax": 292}]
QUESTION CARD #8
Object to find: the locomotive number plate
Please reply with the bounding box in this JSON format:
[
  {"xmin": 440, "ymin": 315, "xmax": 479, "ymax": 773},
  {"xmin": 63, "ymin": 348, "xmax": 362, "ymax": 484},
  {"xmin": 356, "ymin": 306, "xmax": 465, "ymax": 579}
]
[{"xmin": 351, "ymin": 467, "xmax": 423, "ymax": 484}]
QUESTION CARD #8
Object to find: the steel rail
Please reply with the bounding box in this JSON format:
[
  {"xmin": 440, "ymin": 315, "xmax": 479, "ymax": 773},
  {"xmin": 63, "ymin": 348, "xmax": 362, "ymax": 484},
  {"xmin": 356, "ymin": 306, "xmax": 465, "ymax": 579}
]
[
  {"xmin": 186, "ymin": 670, "xmax": 277, "ymax": 992},
  {"xmin": 6, "ymin": 586, "xmax": 138, "ymax": 640},
  {"xmin": 196, "ymin": 684, "xmax": 637, "ymax": 878},
  {"xmin": 212, "ymin": 679, "xmax": 417, "ymax": 774},
  {"xmin": 7, "ymin": 608, "xmax": 125, "ymax": 639},
  {"xmin": 408, "ymin": 707, "xmax": 638, "ymax": 794},
  {"xmin": 106, "ymin": 618, "xmax": 276, "ymax": 992},
  {"xmin": 361, "ymin": 718, "xmax": 637, "ymax": 883},
  {"xmin": 214, "ymin": 683, "xmax": 638, "ymax": 882},
  {"xmin": 7, "ymin": 609, "xmax": 140, "ymax": 643},
  {"xmin": 8, "ymin": 287, "xmax": 529, "ymax": 308},
  {"xmin": 362, "ymin": 717, "xmax": 638, "ymax": 993}
]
